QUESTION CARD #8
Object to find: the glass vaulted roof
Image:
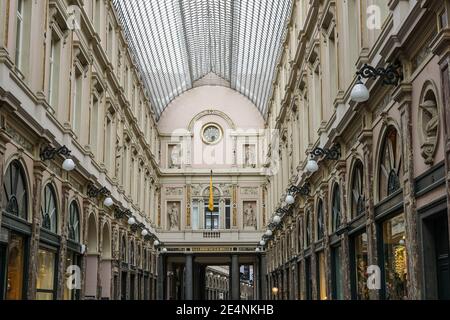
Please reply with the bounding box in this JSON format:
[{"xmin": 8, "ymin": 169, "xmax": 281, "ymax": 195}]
[{"xmin": 112, "ymin": 0, "xmax": 293, "ymax": 119}]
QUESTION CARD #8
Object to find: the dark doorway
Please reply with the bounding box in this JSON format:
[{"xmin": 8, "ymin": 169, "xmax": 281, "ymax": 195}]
[
  {"xmin": 0, "ymin": 244, "xmax": 6, "ymax": 299},
  {"xmin": 121, "ymin": 271, "xmax": 127, "ymax": 300},
  {"xmin": 422, "ymin": 211, "xmax": 450, "ymax": 299},
  {"xmin": 130, "ymin": 274, "xmax": 135, "ymax": 300},
  {"xmin": 305, "ymin": 257, "xmax": 312, "ymax": 300}
]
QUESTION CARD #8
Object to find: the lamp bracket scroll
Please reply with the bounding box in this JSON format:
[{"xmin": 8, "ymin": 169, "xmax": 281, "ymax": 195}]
[
  {"xmin": 311, "ymin": 143, "xmax": 341, "ymax": 161},
  {"xmin": 356, "ymin": 61, "xmax": 403, "ymax": 86}
]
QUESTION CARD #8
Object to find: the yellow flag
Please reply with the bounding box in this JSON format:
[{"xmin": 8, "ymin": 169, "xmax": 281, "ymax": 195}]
[{"xmin": 208, "ymin": 170, "xmax": 214, "ymax": 212}]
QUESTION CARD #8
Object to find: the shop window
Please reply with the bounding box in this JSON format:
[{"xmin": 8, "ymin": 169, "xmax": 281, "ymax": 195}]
[
  {"xmin": 36, "ymin": 247, "xmax": 56, "ymax": 300},
  {"xmin": 317, "ymin": 251, "xmax": 327, "ymax": 300},
  {"xmin": 2, "ymin": 160, "xmax": 28, "ymax": 220},
  {"xmin": 41, "ymin": 184, "xmax": 58, "ymax": 233},
  {"xmin": 382, "ymin": 214, "xmax": 407, "ymax": 300},
  {"xmin": 5, "ymin": 233, "xmax": 26, "ymax": 300},
  {"xmin": 353, "ymin": 232, "xmax": 369, "ymax": 300},
  {"xmin": 121, "ymin": 236, "xmax": 127, "ymax": 262},
  {"xmin": 332, "ymin": 246, "xmax": 344, "ymax": 300}
]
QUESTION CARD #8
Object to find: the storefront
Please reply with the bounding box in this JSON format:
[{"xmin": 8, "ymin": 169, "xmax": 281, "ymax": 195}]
[
  {"xmin": 0, "ymin": 160, "xmax": 30, "ymax": 300},
  {"xmin": 64, "ymin": 201, "xmax": 82, "ymax": 300},
  {"xmin": 37, "ymin": 184, "xmax": 60, "ymax": 300}
]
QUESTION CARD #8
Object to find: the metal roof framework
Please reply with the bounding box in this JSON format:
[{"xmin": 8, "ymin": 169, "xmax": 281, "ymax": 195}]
[{"xmin": 112, "ymin": 0, "xmax": 292, "ymax": 119}]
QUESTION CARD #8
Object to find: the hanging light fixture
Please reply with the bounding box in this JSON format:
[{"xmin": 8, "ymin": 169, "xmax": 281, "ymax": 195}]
[
  {"xmin": 285, "ymin": 193, "xmax": 295, "ymax": 205},
  {"xmin": 128, "ymin": 216, "xmax": 136, "ymax": 225},
  {"xmin": 265, "ymin": 229, "xmax": 273, "ymax": 237},
  {"xmin": 259, "ymin": 240, "xmax": 266, "ymax": 246},
  {"xmin": 305, "ymin": 155, "xmax": 319, "ymax": 173},
  {"xmin": 62, "ymin": 158, "xmax": 76, "ymax": 171},
  {"xmin": 273, "ymin": 215, "xmax": 281, "ymax": 224},
  {"xmin": 255, "ymin": 247, "xmax": 261, "ymax": 253},
  {"xmin": 351, "ymin": 62, "xmax": 402, "ymax": 103},
  {"xmin": 350, "ymin": 77, "xmax": 370, "ymax": 103},
  {"xmin": 141, "ymin": 229, "xmax": 149, "ymax": 237},
  {"xmin": 153, "ymin": 240, "xmax": 160, "ymax": 247},
  {"xmin": 40, "ymin": 145, "xmax": 76, "ymax": 172},
  {"xmin": 161, "ymin": 248, "xmax": 168, "ymax": 253},
  {"xmin": 103, "ymin": 196, "xmax": 114, "ymax": 207}
]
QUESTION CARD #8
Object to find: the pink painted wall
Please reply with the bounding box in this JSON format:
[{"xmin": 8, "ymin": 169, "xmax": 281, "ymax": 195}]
[{"xmin": 158, "ymin": 86, "xmax": 265, "ymax": 132}]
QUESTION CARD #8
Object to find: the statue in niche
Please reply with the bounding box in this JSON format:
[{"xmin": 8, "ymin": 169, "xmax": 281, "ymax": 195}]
[
  {"xmin": 243, "ymin": 202, "xmax": 257, "ymax": 229},
  {"xmin": 169, "ymin": 144, "xmax": 181, "ymax": 169},
  {"xmin": 419, "ymin": 94, "xmax": 439, "ymax": 165},
  {"xmin": 244, "ymin": 144, "xmax": 256, "ymax": 168},
  {"xmin": 168, "ymin": 202, "xmax": 179, "ymax": 231}
]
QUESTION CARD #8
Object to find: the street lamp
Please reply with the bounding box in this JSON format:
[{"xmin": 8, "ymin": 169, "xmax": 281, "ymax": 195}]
[
  {"xmin": 285, "ymin": 184, "xmax": 310, "ymax": 204},
  {"xmin": 265, "ymin": 229, "xmax": 273, "ymax": 237},
  {"xmin": 141, "ymin": 229, "xmax": 149, "ymax": 237},
  {"xmin": 306, "ymin": 144, "xmax": 341, "ymax": 173},
  {"xmin": 161, "ymin": 248, "xmax": 168, "ymax": 253},
  {"xmin": 351, "ymin": 62, "xmax": 402, "ymax": 103},
  {"xmin": 273, "ymin": 215, "xmax": 281, "ymax": 224},
  {"xmin": 259, "ymin": 240, "xmax": 266, "ymax": 247},
  {"xmin": 40, "ymin": 145, "xmax": 76, "ymax": 171},
  {"xmin": 103, "ymin": 196, "xmax": 114, "ymax": 207},
  {"xmin": 153, "ymin": 240, "xmax": 160, "ymax": 247}
]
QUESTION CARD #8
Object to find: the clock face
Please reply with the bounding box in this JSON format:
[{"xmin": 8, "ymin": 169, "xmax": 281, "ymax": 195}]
[{"xmin": 202, "ymin": 124, "xmax": 222, "ymax": 144}]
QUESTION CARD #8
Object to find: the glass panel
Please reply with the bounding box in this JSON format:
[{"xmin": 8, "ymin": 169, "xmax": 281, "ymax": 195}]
[
  {"xmin": 332, "ymin": 186, "xmax": 341, "ymax": 232},
  {"xmin": 36, "ymin": 248, "xmax": 56, "ymax": 299},
  {"xmin": 354, "ymin": 232, "xmax": 369, "ymax": 300},
  {"xmin": 36, "ymin": 292, "xmax": 53, "ymax": 300},
  {"xmin": 3, "ymin": 160, "xmax": 28, "ymax": 220},
  {"xmin": 351, "ymin": 161, "xmax": 365, "ymax": 218},
  {"xmin": 382, "ymin": 214, "xmax": 407, "ymax": 300},
  {"xmin": 112, "ymin": 0, "xmax": 293, "ymax": 118},
  {"xmin": 41, "ymin": 185, "xmax": 57, "ymax": 233},
  {"xmin": 69, "ymin": 202, "xmax": 80, "ymax": 243},
  {"xmin": 204, "ymin": 201, "xmax": 219, "ymax": 230},
  {"xmin": 379, "ymin": 127, "xmax": 402, "ymax": 200},
  {"xmin": 6, "ymin": 233, "xmax": 25, "ymax": 300},
  {"xmin": 225, "ymin": 199, "xmax": 231, "ymax": 230},
  {"xmin": 332, "ymin": 246, "xmax": 343, "ymax": 300},
  {"xmin": 317, "ymin": 201, "xmax": 324, "ymax": 240},
  {"xmin": 317, "ymin": 251, "xmax": 327, "ymax": 300}
]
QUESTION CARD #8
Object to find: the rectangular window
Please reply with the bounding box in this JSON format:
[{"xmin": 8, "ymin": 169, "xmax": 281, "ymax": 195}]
[
  {"xmin": 104, "ymin": 117, "xmax": 112, "ymax": 170},
  {"xmin": 36, "ymin": 247, "xmax": 56, "ymax": 300},
  {"xmin": 353, "ymin": 231, "xmax": 369, "ymax": 300},
  {"xmin": 15, "ymin": 0, "xmax": 24, "ymax": 69},
  {"xmin": 48, "ymin": 36, "xmax": 61, "ymax": 107},
  {"xmin": 225, "ymin": 199, "xmax": 231, "ymax": 229},
  {"xmin": 94, "ymin": 0, "xmax": 101, "ymax": 32},
  {"xmin": 382, "ymin": 214, "xmax": 407, "ymax": 300},
  {"xmin": 204, "ymin": 201, "xmax": 219, "ymax": 230},
  {"xmin": 305, "ymin": 257, "xmax": 312, "ymax": 300},
  {"xmin": 90, "ymin": 95, "xmax": 99, "ymax": 151},
  {"xmin": 72, "ymin": 70, "xmax": 83, "ymax": 136}
]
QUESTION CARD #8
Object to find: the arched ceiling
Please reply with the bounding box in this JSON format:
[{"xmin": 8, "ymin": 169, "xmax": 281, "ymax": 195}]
[{"xmin": 112, "ymin": 0, "xmax": 293, "ymax": 120}]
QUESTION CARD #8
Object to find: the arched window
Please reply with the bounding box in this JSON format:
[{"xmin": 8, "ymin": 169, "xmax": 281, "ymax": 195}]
[
  {"xmin": 351, "ymin": 160, "xmax": 365, "ymax": 218},
  {"xmin": 68, "ymin": 201, "xmax": 80, "ymax": 243},
  {"xmin": 305, "ymin": 210, "xmax": 311, "ymax": 247},
  {"xmin": 379, "ymin": 127, "xmax": 402, "ymax": 200},
  {"xmin": 121, "ymin": 236, "xmax": 127, "ymax": 262},
  {"xmin": 317, "ymin": 200, "xmax": 324, "ymax": 240},
  {"xmin": 331, "ymin": 184, "xmax": 341, "ymax": 232},
  {"xmin": 3, "ymin": 160, "xmax": 28, "ymax": 219},
  {"xmin": 41, "ymin": 184, "xmax": 57, "ymax": 233},
  {"xmin": 130, "ymin": 241, "xmax": 135, "ymax": 265}
]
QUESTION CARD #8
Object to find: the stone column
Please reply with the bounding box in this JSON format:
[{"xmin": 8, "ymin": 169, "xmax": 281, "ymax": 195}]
[
  {"xmin": 394, "ymin": 83, "xmax": 421, "ymax": 299},
  {"xmin": 185, "ymin": 253, "xmax": 193, "ymax": 300},
  {"xmin": 360, "ymin": 121, "xmax": 379, "ymax": 300},
  {"xmin": 26, "ymin": 160, "xmax": 46, "ymax": 299},
  {"xmin": 0, "ymin": 127, "xmax": 10, "ymax": 233},
  {"xmin": 56, "ymin": 182, "xmax": 71, "ymax": 299},
  {"xmin": 157, "ymin": 253, "xmax": 165, "ymax": 300},
  {"xmin": 231, "ymin": 254, "xmax": 240, "ymax": 300},
  {"xmin": 260, "ymin": 253, "xmax": 268, "ymax": 300}
]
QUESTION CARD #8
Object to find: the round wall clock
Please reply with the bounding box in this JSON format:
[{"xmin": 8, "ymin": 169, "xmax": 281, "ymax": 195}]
[{"xmin": 201, "ymin": 123, "xmax": 223, "ymax": 145}]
